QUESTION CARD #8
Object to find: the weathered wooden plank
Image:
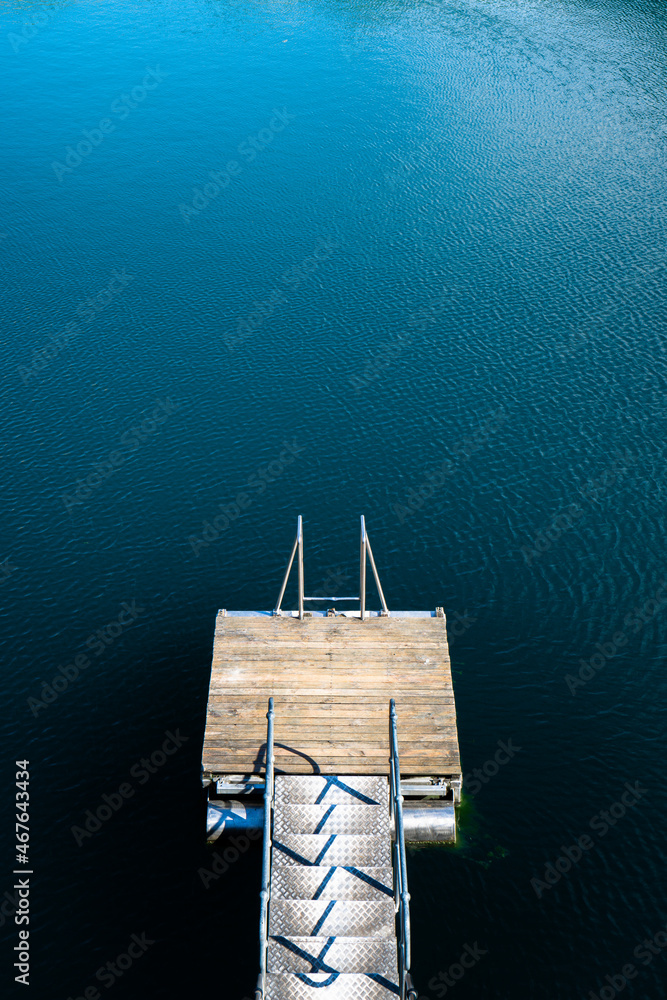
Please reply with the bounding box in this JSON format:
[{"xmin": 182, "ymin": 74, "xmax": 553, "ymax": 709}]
[
  {"xmin": 215, "ymin": 616, "xmax": 438, "ymax": 622},
  {"xmin": 213, "ymin": 629, "xmax": 444, "ymax": 637},
  {"xmin": 209, "ymin": 666, "xmax": 448, "ymax": 677},
  {"xmin": 207, "ymin": 687, "xmax": 451, "ymax": 698},
  {"xmin": 212, "ymin": 626, "xmax": 448, "ymax": 638},
  {"xmin": 207, "ymin": 680, "xmax": 451, "ymax": 690},
  {"xmin": 206, "ymin": 694, "xmax": 455, "ymax": 703},
  {"xmin": 204, "ymin": 725, "xmax": 459, "ymax": 738},
  {"xmin": 211, "ymin": 642, "xmax": 446, "ymax": 653},
  {"xmin": 209, "ymin": 666, "xmax": 452, "ymax": 678},
  {"xmin": 206, "ymin": 688, "xmax": 454, "ymax": 715},
  {"xmin": 208, "ymin": 664, "xmax": 448, "ymax": 675},
  {"xmin": 204, "ymin": 714, "xmax": 457, "ymax": 730},
  {"xmin": 206, "ymin": 702, "xmax": 455, "ymax": 715},
  {"xmin": 205, "ymin": 705, "xmax": 456, "ymax": 715},
  {"xmin": 204, "ymin": 756, "xmax": 461, "ymax": 766},
  {"xmin": 204, "ymin": 739, "xmax": 460, "ymax": 752},
  {"xmin": 204, "ymin": 726, "xmax": 455, "ymax": 740},
  {"xmin": 212, "ymin": 631, "xmax": 446, "ymax": 639},
  {"xmin": 203, "ymin": 716, "xmax": 458, "ymax": 729},
  {"xmin": 205, "ymin": 757, "xmax": 461, "ymax": 777},
  {"xmin": 207, "ymin": 684, "xmax": 451, "ymax": 696},
  {"xmin": 205, "ymin": 757, "xmax": 460, "ymax": 765}
]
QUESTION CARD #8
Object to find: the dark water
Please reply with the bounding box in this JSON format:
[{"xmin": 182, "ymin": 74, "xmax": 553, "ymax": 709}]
[{"xmin": 2, "ymin": 0, "xmax": 667, "ymax": 997}]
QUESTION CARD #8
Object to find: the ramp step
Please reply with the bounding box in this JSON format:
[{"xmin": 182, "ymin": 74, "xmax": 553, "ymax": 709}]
[
  {"xmin": 265, "ymin": 972, "xmax": 401, "ymax": 999},
  {"xmin": 271, "ymin": 866, "xmax": 394, "ymax": 901},
  {"xmin": 275, "ymin": 776, "xmax": 389, "ymax": 807},
  {"xmin": 274, "ymin": 803, "xmax": 390, "ymax": 837},
  {"xmin": 268, "ymin": 936, "xmax": 399, "ymax": 976},
  {"xmin": 272, "ymin": 834, "xmax": 391, "ymax": 868},
  {"xmin": 269, "ymin": 899, "xmax": 395, "ymax": 938}
]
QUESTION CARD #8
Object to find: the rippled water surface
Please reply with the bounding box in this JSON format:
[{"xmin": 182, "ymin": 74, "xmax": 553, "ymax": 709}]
[{"xmin": 2, "ymin": 0, "xmax": 667, "ymax": 997}]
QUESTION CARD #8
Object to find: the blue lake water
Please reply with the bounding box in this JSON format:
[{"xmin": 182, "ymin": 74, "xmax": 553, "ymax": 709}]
[{"xmin": 1, "ymin": 0, "xmax": 667, "ymax": 997}]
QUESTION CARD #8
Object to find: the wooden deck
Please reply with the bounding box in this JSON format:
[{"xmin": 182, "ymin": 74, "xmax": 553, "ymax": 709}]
[{"xmin": 202, "ymin": 612, "xmax": 461, "ymax": 777}]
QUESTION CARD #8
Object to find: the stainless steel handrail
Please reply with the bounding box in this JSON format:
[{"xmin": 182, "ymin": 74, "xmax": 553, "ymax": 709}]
[
  {"xmin": 274, "ymin": 515, "xmax": 388, "ymax": 620},
  {"xmin": 297, "ymin": 517, "xmax": 304, "ymax": 620},
  {"xmin": 302, "ymin": 596, "xmax": 360, "ymax": 601},
  {"xmin": 366, "ymin": 532, "xmax": 389, "ymax": 615},
  {"xmin": 273, "ymin": 516, "xmax": 304, "ymax": 619},
  {"xmin": 255, "ymin": 697, "xmax": 275, "ymax": 1000},
  {"xmin": 390, "ymin": 698, "xmax": 415, "ymax": 1000},
  {"xmin": 360, "ymin": 515, "xmax": 367, "ymax": 620},
  {"xmin": 360, "ymin": 515, "xmax": 389, "ymax": 618}
]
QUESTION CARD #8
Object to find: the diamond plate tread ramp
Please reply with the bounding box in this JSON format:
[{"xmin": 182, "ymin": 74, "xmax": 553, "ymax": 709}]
[
  {"xmin": 274, "ymin": 803, "xmax": 390, "ymax": 837},
  {"xmin": 275, "ymin": 776, "xmax": 389, "ymax": 807},
  {"xmin": 267, "ymin": 773, "xmax": 398, "ymax": 994},
  {"xmin": 269, "ymin": 899, "xmax": 395, "ymax": 938},
  {"xmin": 265, "ymin": 972, "xmax": 401, "ymax": 999},
  {"xmin": 272, "ymin": 834, "xmax": 391, "ymax": 868},
  {"xmin": 271, "ymin": 866, "xmax": 394, "ymax": 901},
  {"xmin": 268, "ymin": 936, "xmax": 399, "ymax": 976}
]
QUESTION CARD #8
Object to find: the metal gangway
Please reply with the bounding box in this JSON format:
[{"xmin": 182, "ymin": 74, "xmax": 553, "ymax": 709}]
[{"xmin": 254, "ymin": 698, "xmax": 417, "ymax": 1000}]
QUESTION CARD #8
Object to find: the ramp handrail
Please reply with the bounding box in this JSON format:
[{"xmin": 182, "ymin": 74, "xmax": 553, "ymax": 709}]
[
  {"xmin": 255, "ymin": 697, "xmax": 275, "ymax": 1000},
  {"xmin": 390, "ymin": 699, "xmax": 417, "ymax": 1000}
]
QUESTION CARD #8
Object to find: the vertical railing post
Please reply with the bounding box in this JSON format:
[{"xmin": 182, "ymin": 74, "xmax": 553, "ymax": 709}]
[
  {"xmin": 360, "ymin": 515, "xmax": 367, "ymax": 620},
  {"xmin": 297, "ymin": 515, "xmax": 304, "ymax": 620},
  {"xmin": 255, "ymin": 697, "xmax": 275, "ymax": 1000},
  {"xmin": 390, "ymin": 698, "xmax": 412, "ymax": 998}
]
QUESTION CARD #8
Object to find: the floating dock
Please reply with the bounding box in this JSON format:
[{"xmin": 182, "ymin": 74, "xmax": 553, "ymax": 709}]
[
  {"xmin": 201, "ymin": 517, "xmax": 462, "ymax": 1000},
  {"xmin": 202, "ymin": 612, "xmax": 460, "ymax": 778}
]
